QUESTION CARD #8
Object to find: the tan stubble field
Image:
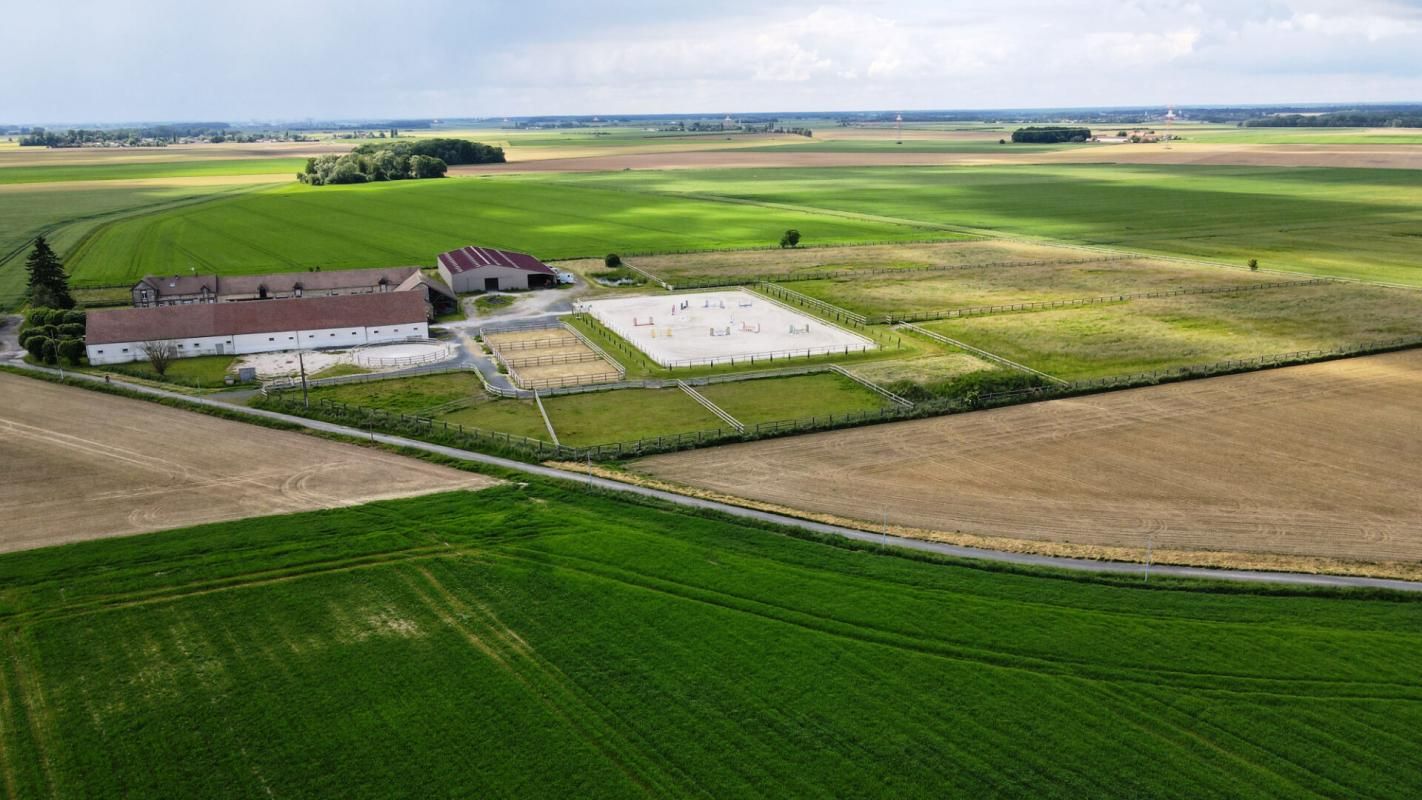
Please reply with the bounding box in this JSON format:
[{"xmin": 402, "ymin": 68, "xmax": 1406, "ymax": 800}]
[{"xmin": 0, "ymin": 373, "xmax": 496, "ymax": 553}]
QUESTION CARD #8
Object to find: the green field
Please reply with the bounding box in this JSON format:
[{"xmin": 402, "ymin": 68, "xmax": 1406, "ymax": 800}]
[
  {"xmin": 0, "ymin": 182, "xmax": 266, "ymax": 308},
  {"xmin": 0, "ymin": 158, "xmax": 304, "ymax": 185},
  {"xmin": 542, "ymin": 387, "xmax": 723, "ymax": 444},
  {"xmin": 789, "ymin": 258, "xmax": 1281, "ymax": 319},
  {"xmin": 696, "ymin": 372, "xmax": 888, "ymax": 424},
  {"xmin": 922, "ymin": 282, "xmax": 1422, "ymax": 380},
  {"xmin": 440, "ymin": 395, "xmax": 550, "ymax": 439},
  {"xmin": 99, "ymin": 354, "xmax": 237, "ymax": 388},
  {"xmin": 299, "ymin": 372, "xmax": 486, "ymax": 414},
  {"xmin": 551, "ymin": 164, "xmax": 1422, "ymax": 286},
  {"xmin": 62, "ymin": 178, "xmax": 951, "ymax": 285},
  {"xmin": 3, "ymin": 487, "xmax": 1421, "ymax": 798}
]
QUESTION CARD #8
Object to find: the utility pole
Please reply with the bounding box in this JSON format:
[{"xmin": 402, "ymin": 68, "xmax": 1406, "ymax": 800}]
[
  {"xmin": 298, "ymin": 350, "xmax": 310, "ymax": 410},
  {"xmin": 882, "ymin": 505, "xmax": 889, "ymax": 547}
]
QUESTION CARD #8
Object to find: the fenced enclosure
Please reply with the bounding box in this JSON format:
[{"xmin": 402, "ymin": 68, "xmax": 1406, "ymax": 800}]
[{"xmin": 576, "ymin": 289, "xmax": 876, "ymax": 369}]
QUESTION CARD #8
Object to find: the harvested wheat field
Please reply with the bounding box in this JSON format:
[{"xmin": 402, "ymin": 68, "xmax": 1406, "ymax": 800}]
[
  {"xmin": 0, "ymin": 373, "xmax": 495, "ymax": 553},
  {"xmin": 634, "ymin": 349, "xmax": 1422, "ymax": 569}
]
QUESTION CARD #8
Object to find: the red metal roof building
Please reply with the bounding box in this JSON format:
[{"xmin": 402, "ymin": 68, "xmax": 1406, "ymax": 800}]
[{"xmin": 436, "ymin": 246, "xmax": 556, "ymax": 293}]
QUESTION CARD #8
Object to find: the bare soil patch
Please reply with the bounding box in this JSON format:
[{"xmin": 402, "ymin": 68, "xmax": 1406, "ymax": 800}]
[
  {"xmin": 633, "ymin": 349, "xmax": 1422, "ymax": 570},
  {"xmin": 0, "ymin": 373, "xmax": 496, "ymax": 553}
]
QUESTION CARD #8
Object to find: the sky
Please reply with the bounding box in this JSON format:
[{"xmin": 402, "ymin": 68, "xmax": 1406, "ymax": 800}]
[{"xmin": 4, "ymin": 0, "xmax": 1421, "ymax": 124}]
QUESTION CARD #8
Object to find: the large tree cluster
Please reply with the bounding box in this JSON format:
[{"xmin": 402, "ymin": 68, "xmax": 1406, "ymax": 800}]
[{"xmin": 298, "ymin": 138, "xmax": 505, "ymax": 186}]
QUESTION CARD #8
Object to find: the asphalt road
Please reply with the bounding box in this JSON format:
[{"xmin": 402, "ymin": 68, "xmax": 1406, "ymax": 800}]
[{"xmin": 13, "ymin": 361, "xmax": 1422, "ymax": 593}]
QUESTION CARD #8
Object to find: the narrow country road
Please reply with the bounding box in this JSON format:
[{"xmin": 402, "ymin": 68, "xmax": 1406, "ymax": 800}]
[{"xmin": 12, "ymin": 362, "xmax": 1422, "ymax": 594}]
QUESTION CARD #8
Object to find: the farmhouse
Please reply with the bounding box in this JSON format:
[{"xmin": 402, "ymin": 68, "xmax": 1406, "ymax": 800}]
[
  {"xmin": 130, "ymin": 266, "xmax": 458, "ymax": 314},
  {"xmin": 437, "ymin": 246, "xmax": 557, "ymax": 293},
  {"xmin": 85, "ymin": 291, "xmax": 429, "ymax": 365}
]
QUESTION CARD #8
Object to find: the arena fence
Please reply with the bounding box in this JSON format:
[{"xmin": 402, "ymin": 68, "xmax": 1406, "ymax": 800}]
[
  {"xmin": 756, "ymin": 282, "xmax": 868, "ymax": 327},
  {"xmin": 352, "ymin": 338, "xmax": 453, "ymax": 369}
]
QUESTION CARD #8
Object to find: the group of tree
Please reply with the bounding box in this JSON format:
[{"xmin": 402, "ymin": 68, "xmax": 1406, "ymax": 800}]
[
  {"xmin": 298, "ymin": 138, "xmax": 505, "ymax": 186},
  {"xmin": 19, "ymin": 123, "xmax": 234, "ymax": 147},
  {"xmin": 19, "ymin": 307, "xmax": 86, "ymax": 366},
  {"xmin": 779, "ymin": 229, "xmax": 802, "ymax": 248},
  {"xmin": 1244, "ymin": 111, "xmax": 1422, "ymax": 128},
  {"xmin": 1011, "ymin": 126, "xmax": 1092, "ymax": 144}
]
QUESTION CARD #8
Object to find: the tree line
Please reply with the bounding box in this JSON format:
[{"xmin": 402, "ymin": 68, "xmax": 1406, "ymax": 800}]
[
  {"xmin": 1244, "ymin": 112, "xmax": 1422, "ymax": 128},
  {"xmin": 298, "ymin": 138, "xmax": 505, "ymax": 186},
  {"xmin": 1011, "ymin": 126, "xmax": 1092, "ymax": 143}
]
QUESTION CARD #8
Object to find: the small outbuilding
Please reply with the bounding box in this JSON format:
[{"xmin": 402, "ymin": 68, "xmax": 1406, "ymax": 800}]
[{"xmin": 436, "ymin": 246, "xmax": 557, "ymax": 293}]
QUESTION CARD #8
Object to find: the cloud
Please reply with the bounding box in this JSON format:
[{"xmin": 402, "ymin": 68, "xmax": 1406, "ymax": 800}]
[{"xmin": 2, "ymin": 0, "xmax": 1420, "ymax": 122}]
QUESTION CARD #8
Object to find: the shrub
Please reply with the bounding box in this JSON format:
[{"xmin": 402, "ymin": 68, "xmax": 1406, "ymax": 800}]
[
  {"xmin": 58, "ymin": 322, "xmax": 86, "ymax": 338},
  {"xmin": 58, "ymin": 338, "xmax": 85, "ymax": 365},
  {"xmin": 40, "ymin": 338, "xmax": 59, "ymax": 365},
  {"xmin": 62, "ymin": 309, "xmax": 86, "ymax": 325},
  {"xmin": 604, "ymin": 253, "xmax": 622, "ymax": 268},
  {"xmin": 25, "ymin": 308, "xmax": 50, "ymax": 328},
  {"xmin": 1248, "ymin": 258, "xmax": 1259, "ymax": 271},
  {"xmin": 24, "ymin": 335, "xmax": 50, "ymax": 360},
  {"xmin": 44, "ymin": 309, "xmax": 67, "ymax": 326}
]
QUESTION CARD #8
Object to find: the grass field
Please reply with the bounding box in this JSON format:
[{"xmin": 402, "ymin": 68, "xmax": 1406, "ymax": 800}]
[
  {"xmin": 542, "ymin": 387, "xmax": 724, "ymax": 444},
  {"xmin": 99, "ymin": 354, "xmax": 236, "ymax": 387},
  {"xmin": 696, "ymin": 372, "xmax": 888, "ymax": 424},
  {"xmin": 626, "ymin": 240, "xmax": 1091, "ymax": 284},
  {"xmin": 0, "ymin": 157, "xmax": 304, "ymax": 185},
  {"xmin": 297, "ymin": 372, "xmax": 486, "ymax": 415},
  {"xmin": 789, "ymin": 258, "xmax": 1282, "ymax": 319},
  {"xmin": 439, "ymin": 396, "xmax": 550, "ymax": 440},
  {"xmin": 553, "ymin": 164, "xmax": 1422, "ymax": 286},
  {"xmin": 0, "ymin": 182, "xmax": 267, "ymax": 308},
  {"xmin": 61, "ymin": 178, "xmax": 951, "ymax": 285},
  {"xmin": 2, "ymin": 486, "xmax": 1421, "ymax": 797},
  {"xmin": 920, "ymin": 282, "xmax": 1422, "ymax": 380}
]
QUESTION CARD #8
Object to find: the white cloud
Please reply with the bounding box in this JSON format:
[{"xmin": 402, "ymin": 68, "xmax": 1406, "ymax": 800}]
[{"xmin": 2, "ymin": 0, "xmax": 1420, "ymax": 121}]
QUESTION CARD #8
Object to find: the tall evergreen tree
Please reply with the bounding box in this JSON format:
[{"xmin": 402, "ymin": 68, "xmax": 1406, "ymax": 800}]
[{"xmin": 25, "ymin": 236, "xmax": 74, "ymax": 310}]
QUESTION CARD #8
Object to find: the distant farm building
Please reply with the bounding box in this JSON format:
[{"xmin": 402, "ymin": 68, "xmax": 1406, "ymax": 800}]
[
  {"xmin": 436, "ymin": 246, "xmax": 557, "ymax": 293},
  {"xmin": 85, "ymin": 292, "xmax": 429, "ymax": 366},
  {"xmin": 130, "ymin": 266, "xmax": 458, "ymax": 315}
]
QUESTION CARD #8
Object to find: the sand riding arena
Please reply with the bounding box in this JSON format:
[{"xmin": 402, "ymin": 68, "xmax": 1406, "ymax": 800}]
[{"xmin": 577, "ymin": 289, "xmax": 875, "ymax": 368}]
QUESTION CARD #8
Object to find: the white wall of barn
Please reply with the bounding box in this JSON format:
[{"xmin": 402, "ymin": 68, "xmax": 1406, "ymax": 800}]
[{"xmin": 86, "ymin": 322, "xmax": 429, "ymax": 365}]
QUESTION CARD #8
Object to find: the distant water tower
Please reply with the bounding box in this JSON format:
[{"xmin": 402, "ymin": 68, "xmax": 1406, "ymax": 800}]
[
  {"xmin": 723, "ymin": 115, "xmax": 734, "ymax": 131},
  {"xmin": 895, "ymin": 113, "xmax": 903, "ymax": 144},
  {"xmin": 1164, "ymin": 105, "xmax": 1177, "ymax": 149}
]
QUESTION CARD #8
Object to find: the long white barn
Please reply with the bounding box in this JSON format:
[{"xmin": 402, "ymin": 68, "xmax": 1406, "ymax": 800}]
[{"xmin": 85, "ymin": 292, "xmax": 429, "ymax": 366}]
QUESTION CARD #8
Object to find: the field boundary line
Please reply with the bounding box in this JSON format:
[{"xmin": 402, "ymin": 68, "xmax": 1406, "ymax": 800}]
[
  {"xmin": 618, "ymin": 258, "xmax": 671, "ymax": 290},
  {"xmin": 665, "ymin": 254, "xmax": 1138, "ymax": 291},
  {"xmin": 897, "ymin": 323, "xmax": 1069, "ymax": 386},
  {"xmin": 533, "ymin": 390, "xmax": 560, "ymax": 446},
  {"xmin": 677, "ymin": 380, "xmax": 745, "ymax": 433},
  {"xmin": 828, "ymin": 365, "xmax": 914, "ymax": 408},
  {"xmin": 882, "ymin": 277, "xmax": 1337, "ymax": 323}
]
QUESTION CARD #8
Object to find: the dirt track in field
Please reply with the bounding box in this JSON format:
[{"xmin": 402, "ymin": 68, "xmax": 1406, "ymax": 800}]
[
  {"xmin": 455, "ymin": 142, "xmax": 1422, "ymax": 173},
  {"xmin": 0, "ymin": 373, "xmax": 496, "ymax": 553},
  {"xmin": 634, "ymin": 349, "xmax": 1422, "ymax": 567}
]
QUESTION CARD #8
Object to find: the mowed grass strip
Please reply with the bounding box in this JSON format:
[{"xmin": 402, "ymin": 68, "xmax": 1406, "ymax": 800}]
[
  {"xmin": 922, "ymin": 282, "xmax": 1422, "ymax": 380},
  {"xmin": 553, "ymin": 164, "xmax": 1422, "ymax": 285},
  {"xmin": 63, "ymin": 177, "xmax": 949, "ymax": 284},
  {"xmin": 296, "ymin": 372, "xmax": 486, "ymax": 415},
  {"xmin": 696, "ymin": 372, "xmax": 889, "ymax": 425},
  {"xmin": 438, "ymin": 396, "xmax": 551, "ymax": 440},
  {"xmin": 541, "ymin": 387, "xmax": 724, "ymax": 445},
  {"xmin": 1, "ymin": 488, "xmax": 1421, "ymax": 798},
  {"xmin": 790, "ymin": 258, "xmax": 1284, "ymax": 318}
]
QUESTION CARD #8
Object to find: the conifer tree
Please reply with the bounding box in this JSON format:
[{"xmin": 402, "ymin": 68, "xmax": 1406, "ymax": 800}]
[{"xmin": 25, "ymin": 237, "xmax": 74, "ymax": 310}]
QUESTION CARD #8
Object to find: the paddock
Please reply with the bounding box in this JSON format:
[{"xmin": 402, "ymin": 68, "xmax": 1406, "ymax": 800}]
[{"xmin": 578, "ymin": 289, "xmax": 875, "ymax": 367}]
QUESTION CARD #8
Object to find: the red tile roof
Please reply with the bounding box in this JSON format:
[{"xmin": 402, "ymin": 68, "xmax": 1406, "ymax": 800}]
[
  {"xmin": 87, "ymin": 292, "xmax": 427, "ymax": 345},
  {"xmin": 437, "ymin": 246, "xmax": 554, "ymax": 275}
]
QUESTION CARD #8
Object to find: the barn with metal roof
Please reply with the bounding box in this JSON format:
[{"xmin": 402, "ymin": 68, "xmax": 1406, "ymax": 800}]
[{"xmin": 436, "ymin": 246, "xmax": 556, "ymax": 293}]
